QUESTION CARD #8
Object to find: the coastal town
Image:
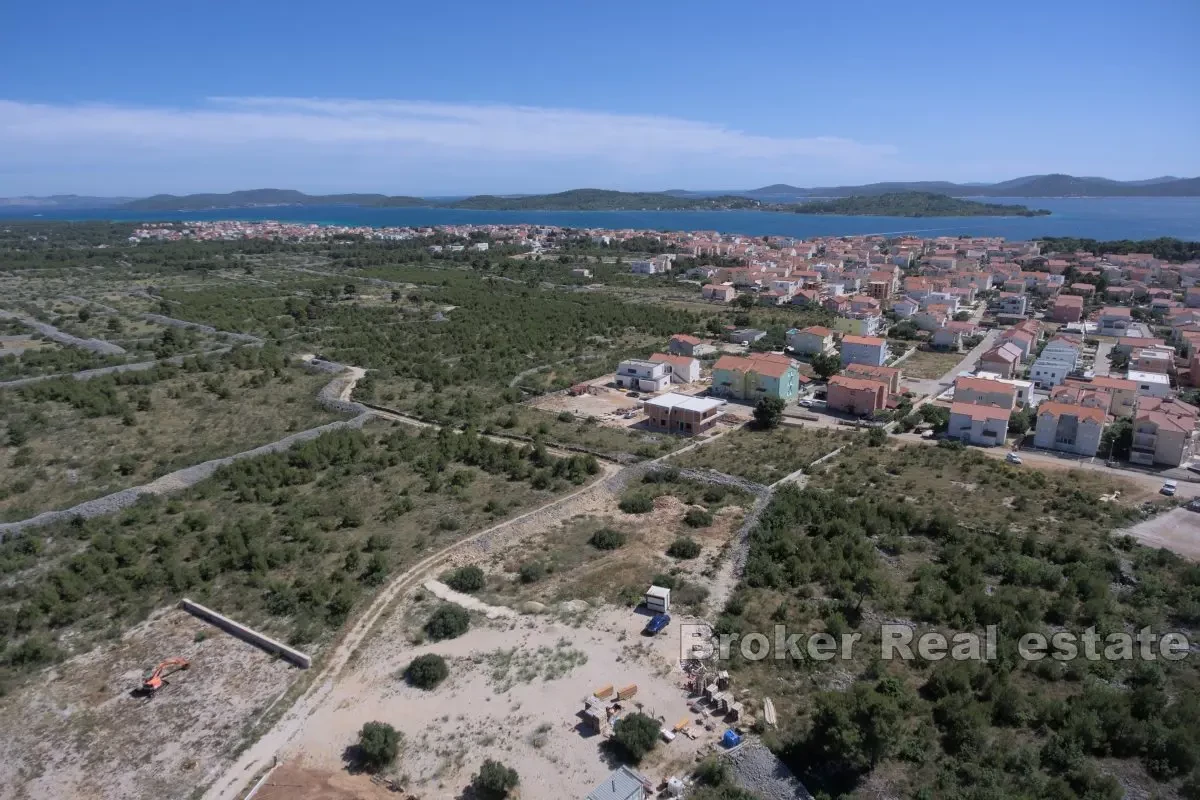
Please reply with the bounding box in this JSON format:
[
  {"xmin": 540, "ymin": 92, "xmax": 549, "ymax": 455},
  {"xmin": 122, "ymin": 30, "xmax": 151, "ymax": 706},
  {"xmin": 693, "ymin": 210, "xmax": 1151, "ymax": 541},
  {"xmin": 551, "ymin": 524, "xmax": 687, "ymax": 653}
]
[{"xmin": 134, "ymin": 219, "xmax": 1200, "ymax": 477}]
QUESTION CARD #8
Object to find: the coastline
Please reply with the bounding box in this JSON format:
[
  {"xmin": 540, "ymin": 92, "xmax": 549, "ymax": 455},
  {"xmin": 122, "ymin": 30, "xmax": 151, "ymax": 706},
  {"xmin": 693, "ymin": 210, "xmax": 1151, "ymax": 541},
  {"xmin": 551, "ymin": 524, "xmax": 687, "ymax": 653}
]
[{"xmin": 2, "ymin": 197, "xmax": 1198, "ymax": 241}]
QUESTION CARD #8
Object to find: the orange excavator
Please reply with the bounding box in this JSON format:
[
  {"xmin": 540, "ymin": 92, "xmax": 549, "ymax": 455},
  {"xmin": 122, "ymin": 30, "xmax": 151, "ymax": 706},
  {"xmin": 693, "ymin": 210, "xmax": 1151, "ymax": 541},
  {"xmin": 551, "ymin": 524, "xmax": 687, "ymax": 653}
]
[{"xmin": 141, "ymin": 657, "xmax": 190, "ymax": 694}]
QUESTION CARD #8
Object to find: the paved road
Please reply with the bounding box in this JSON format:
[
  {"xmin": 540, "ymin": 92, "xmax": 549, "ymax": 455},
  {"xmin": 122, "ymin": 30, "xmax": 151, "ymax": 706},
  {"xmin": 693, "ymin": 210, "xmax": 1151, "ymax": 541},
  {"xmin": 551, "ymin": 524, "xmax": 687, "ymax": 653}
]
[{"xmin": 1094, "ymin": 340, "xmax": 1114, "ymax": 376}]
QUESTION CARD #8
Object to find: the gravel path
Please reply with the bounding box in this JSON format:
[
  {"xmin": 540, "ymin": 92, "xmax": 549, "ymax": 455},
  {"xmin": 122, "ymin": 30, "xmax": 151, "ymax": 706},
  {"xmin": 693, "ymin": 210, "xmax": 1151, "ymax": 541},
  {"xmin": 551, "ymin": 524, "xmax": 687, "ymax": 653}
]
[
  {"xmin": 0, "ymin": 347, "xmax": 234, "ymax": 389},
  {"xmin": 142, "ymin": 313, "xmax": 264, "ymax": 345},
  {"xmin": 63, "ymin": 295, "xmax": 121, "ymax": 314},
  {"xmin": 0, "ymin": 309, "xmax": 126, "ymax": 355},
  {"xmin": 727, "ymin": 739, "xmax": 813, "ymax": 800}
]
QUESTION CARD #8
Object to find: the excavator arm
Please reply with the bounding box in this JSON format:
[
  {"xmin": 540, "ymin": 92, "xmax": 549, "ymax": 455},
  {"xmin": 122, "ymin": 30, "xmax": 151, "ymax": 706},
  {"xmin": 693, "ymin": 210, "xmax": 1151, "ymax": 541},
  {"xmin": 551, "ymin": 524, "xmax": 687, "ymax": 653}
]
[{"xmin": 142, "ymin": 657, "xmax": 190, "ymax": 692}]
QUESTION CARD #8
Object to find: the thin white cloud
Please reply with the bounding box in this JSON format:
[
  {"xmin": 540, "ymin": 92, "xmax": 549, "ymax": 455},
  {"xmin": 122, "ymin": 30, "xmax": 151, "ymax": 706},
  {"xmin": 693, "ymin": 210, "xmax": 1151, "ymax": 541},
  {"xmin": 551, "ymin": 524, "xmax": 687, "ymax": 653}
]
[{"xmin": 0, "ymin": 96, "xmax": 895, "ymax": 164}]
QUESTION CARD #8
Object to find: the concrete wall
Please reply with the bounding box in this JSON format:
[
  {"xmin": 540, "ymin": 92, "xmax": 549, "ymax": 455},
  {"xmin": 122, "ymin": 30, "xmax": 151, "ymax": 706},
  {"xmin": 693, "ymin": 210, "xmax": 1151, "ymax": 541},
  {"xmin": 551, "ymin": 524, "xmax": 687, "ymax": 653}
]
[{"xmin": 181, "ymin": 598, "xmax": 312, "ymax": 669}]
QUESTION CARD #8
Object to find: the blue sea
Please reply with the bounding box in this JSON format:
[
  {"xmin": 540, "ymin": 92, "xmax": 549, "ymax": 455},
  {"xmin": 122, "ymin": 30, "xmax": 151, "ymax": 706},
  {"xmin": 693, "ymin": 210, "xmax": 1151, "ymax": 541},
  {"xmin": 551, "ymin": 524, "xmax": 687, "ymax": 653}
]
[{"xmin": 3, "ymin": 197, "xmax": 1198, "ymax": 241}]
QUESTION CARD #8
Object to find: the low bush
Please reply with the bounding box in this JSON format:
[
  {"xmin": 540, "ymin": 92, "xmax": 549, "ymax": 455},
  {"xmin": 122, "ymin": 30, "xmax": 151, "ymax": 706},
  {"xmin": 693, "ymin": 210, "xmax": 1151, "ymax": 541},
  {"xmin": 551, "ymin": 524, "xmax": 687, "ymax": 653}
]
[
  {"xmin": 611, "ymin": 712, "xmax": 660, "ymax": 763},
  {"xmin": 683, "ymin": 507, "xmax": 713, "ymax": 527},
  {"xmin": 405, "ymin": 653, "xmax": 449, "ymax": 689},
  {"xmin": 518, "ymin": 561, "xmax": 547, "ymax": 583},
  {"xmin": 444, "ymin": 565, "xmax": 485, "ymax": 593},
  {"xmin": 355, "ymin": 721, "xmax": 401, "ymax": 772},
  {"xmin": 424, "ymin": 604, "xmax": 470, "ymax": 641},
  {"xmin": 618, "ymin": 492, "xmax": 654, "ymax": 514},
  {"xmin": 667, "ymin": 537, "xmax": 703, "ymax": 559},
  {"xmin": 589, "ymin": 528, "xmax": 627, "ymax": 550},
  {"xmin": 472, "ymin": 759, "xmax": 519, "ymax": 799}
]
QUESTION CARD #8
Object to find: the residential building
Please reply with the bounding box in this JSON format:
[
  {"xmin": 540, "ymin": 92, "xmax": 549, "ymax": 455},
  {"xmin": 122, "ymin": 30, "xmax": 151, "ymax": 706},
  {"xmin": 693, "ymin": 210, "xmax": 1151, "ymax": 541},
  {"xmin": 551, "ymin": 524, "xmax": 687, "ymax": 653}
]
[
  {"xmin": 840, "ymin": 335, "xmax": 889, "ymax": 367},
  {"xmin": 827, "ymin": 374, "xmax": 889, "ymax": 416},
  {"xmin": 702, "ymin": 283, "xmax": 737, "ymax": 303},
  {"xmin": 1029, "ymin": 354, "xmax": 1074, "ymax": 390},
  {"xmin": 643, "ymin": 392, "xmax": 725, "ymax": 435},
  {"xmin": 1070, "ymin": 376, "xmax": 1139, "ymax": 417},
  {"xmin": 1051, "ymin": 294, "xmax": 1084, "ymax": 323},
  {"xmin": 954, "ymin": 376, "xmax": 1017, "ymax": 411},
  {"xmin": 833, "ymin": 313, "xmax": 883, "ymax": 337},
  {"xmin": 630, "ymin": 259, "xmax": 660, "ymax": 275},
  {"xmin": 892, "ymin": 296, "xmax": 919, "ymax": 318},
  {"xmin": 615, "ymin": 359, "xmax": 670, "ymax": 392},
  {"xmin": 1098, "ymin": 306, "xmax": 1133, "ymax": 336},
  {"xmin": 975, "ymin": 371, "xmax": 1033, "ymax": 406},
  {"xmin": 711, "ymin": 352, "xmax": 801, "ymax": 401},
  {"xmin": 948, "ymin": 402, "xmax": 1010, "ymax": 446},
  {"xmin": 571, "ymin": 268, "xmax": 593, "ymax": 278},
  {"xmin": 997, "ymin": 293, "xmax": 1028, "ymax": 316},
  {"xmin": 843, "ymin": 363, "xmax": 903, "ymax": 394},
  {"xmin": 978, "ymin": 342, "xmax": 1024, "ymax": 379},
  {"xmin": 1126, "ymin": 369, "xmax": 1171, "ymax": 398},
  {"xmin": 786, "ymin": 326, "xmax": 836, "ymax": 357},
  {"xmin": 647, "ymin": 353, "xmax": 700, "ymax": 383},
  {"xmin": 1068, "ymin": 282, "xmax": 1096, "ymax": 297},
  {"xmin": 1130, "ymin": 346, "xmax": 1174, "ymax": 374},
  {"xmin": 1033, "ymin": 402, "xmax": 1106, "ymax": 456},
  {"xmin": 999, "ymin": 328, "xmax": 1036, "ymax": 361},
  {"xmin": 668, "ymin": 334, "xmax": 716, "ymax": 357},
  {"xmin": 1130, "ymin": 397, "xmax": 1199, "ymax": 467}
]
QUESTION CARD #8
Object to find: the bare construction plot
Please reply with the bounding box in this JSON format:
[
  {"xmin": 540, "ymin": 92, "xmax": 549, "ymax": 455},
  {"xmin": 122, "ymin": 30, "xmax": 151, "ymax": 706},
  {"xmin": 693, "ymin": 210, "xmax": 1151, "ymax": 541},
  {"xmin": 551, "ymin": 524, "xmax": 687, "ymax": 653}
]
[{"xmin": 1121, "ymin": 507, "xmax": 1200, "ymax": 560}]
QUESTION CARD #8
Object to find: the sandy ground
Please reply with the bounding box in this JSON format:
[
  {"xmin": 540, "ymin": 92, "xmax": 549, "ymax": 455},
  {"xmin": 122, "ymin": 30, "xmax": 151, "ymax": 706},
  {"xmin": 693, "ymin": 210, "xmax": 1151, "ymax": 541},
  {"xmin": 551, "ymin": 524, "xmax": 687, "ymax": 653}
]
[
  {"xmin": 1122, "ymin": 507, "xmax": 1200, "ymax": 560},
  {"xmin": 286, "ymin": 604, "xmax": 733, "ymax": 799},
  {"xmin": 0, "ymin": 608, "xmax": 300, "ymax": 800}
]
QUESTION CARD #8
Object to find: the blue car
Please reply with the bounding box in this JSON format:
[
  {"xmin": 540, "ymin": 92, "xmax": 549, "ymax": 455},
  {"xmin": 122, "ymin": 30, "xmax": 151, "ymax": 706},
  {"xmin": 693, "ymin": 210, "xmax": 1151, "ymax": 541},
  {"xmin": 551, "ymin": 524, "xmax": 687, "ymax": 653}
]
[{"xmin": 644, "ymin": 613, "xmax": 671, "ymax": 635}]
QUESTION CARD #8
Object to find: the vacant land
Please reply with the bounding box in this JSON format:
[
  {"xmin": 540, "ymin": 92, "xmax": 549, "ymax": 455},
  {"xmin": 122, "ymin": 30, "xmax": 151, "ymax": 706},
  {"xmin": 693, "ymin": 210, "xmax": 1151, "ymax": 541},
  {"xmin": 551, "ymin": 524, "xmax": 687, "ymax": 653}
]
[
  {"xmin": 0, "ymin": 608, "xmax": 297, "ymax": 800},
  {"xmin": 0, "ymin": 350, "xmax": 339, "ymax": 520},
  {"xmin": 716, "ymin": 443, "xmax": 1199, "ymax": 799},
  {"xmin": 670, "ymin": 425, "xmax": 857, "ymax": 484},
  {"xmin": 895, "ymin": 348, "xmax": 964, "ymax": 379}
]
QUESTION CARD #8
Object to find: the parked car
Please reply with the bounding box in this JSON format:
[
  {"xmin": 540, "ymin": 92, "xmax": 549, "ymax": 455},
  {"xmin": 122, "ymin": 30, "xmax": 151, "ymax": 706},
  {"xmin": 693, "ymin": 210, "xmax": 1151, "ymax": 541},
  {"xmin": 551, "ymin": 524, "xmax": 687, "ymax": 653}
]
[
  {"xmin": 1186, "ymin": 498, "xmax": 1200, "ymax": 512},
  {"xmin": 1006, "ymin": 452, "xmax": 1023, "ymax": 465},
  {"xmin": 626, "ymin": 391, "xmax": 640, "ymax": 398},
  {"xmin": 1161, "ymin": 481, "xmax": 1177, "ymax": 496},
  {"xmin": 643, "ymin": 613, "xmax": 671, "ymax": 636},
  {"xmin": 798, "ymin": 399, "xmax": 813, "ymax": 408}
]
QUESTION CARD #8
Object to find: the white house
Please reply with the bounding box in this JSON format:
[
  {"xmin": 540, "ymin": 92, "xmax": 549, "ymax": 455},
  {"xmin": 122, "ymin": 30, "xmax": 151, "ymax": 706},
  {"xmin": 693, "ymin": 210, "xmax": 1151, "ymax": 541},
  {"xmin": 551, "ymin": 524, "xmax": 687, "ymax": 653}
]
[
  {"xmin": 892, "ymin": 296, "xmax": 919, "ymax": 318},
  {"xmin": 840, "ymin": 335, "xmax": 888, "ymax": 367},
  {"xmin": 1126, "ymin": 369, "xmax": 1171, "ymax": 398},
  {"xmin": 648, "ymin": 353, "xmax": 701, "ymax": 384},
  {"xmin": 614, "ymin": 359, "xmax": 670, "ymax": 392},
  {"xmin": 1099, "ymin": 307, "xmax": 1132, "ymax": 337},
  {"xmin": 1034, "ymin": 402, "xmax": 1106, "ymax": 457},
  {"xmin": 997, "ymin": 293, "xmax": 1028, "ymax": 316},
  {"xmin": 948, "ymin": 402, "xmax": 1010, "ymax": 446}
]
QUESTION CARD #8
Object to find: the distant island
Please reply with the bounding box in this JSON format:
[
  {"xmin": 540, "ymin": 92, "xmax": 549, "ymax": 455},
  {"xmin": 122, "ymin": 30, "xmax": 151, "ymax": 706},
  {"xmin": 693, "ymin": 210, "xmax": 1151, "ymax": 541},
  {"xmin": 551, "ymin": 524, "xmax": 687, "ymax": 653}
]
[
  {"xmin": 789, "ymin": 192, "xmax": 1051, "ymax": 217},
  {"xmin": 445, "ymin": 188, "xmax": 760, "ymax": 211},
  {"xmin": 108, "ymin": 188, "xmax": 1048, "ymax": 216},
  {"xmin": 6, "ymin": 173, "xmax": 1199, "ymax": 212}
]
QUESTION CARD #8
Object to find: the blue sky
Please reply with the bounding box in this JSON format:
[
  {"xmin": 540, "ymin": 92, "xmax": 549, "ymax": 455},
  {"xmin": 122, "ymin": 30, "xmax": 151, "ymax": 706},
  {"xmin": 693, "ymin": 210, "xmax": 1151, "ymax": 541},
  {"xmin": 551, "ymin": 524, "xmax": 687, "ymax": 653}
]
[{"xmin": 2, "ymin": 0, "xmax": 1197, "ymax": 196}]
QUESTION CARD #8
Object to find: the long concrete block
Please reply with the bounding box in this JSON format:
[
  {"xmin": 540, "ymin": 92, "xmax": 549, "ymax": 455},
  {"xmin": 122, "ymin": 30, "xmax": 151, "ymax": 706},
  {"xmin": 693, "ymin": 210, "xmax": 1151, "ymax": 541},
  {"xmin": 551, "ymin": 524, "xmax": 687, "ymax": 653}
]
[{"xmin": 180, "ymin": 598, "xmax": 312, "ymax": 669}]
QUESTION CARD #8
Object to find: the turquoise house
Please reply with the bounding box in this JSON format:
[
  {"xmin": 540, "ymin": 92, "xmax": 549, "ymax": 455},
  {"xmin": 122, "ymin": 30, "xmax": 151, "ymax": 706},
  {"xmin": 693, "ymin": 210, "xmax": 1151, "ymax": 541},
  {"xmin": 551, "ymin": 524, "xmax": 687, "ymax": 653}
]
[{"xmin": 711, "ymin": 353, "xmax": 800, "ymax": 402}]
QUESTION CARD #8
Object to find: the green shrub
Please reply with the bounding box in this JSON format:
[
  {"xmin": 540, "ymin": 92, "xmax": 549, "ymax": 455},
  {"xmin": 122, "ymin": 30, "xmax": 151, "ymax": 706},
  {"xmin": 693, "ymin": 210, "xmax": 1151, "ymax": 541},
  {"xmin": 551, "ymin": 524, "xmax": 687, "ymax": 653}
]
[
  {"xmin": 619, "ymin": 492, "xmax": 654, "ymax": 514},
  {"xmin": 667, "ymin": 537, "xmax": 703, "ymax": 559},
  {"xmin": 405, "ymin": 653, "xmax": 449, "ymax": 689},
  {"xmin": 611, "ymin": 712, "xmax": 660, "ymax": 763},
  {"xmin": 424, "ymin": 604, "xmax": 470, "ymax": 641},
  {"xmin": 683, "ymin": 508, "xmax": 713, "ymax": 528},
  {"xmin": 444, "ymin": 565, "xmax": 485, "ymax": 593},
  {"xmin": 518, "ymin": 561, "xmax": 547, "ymax": 583},
  {"xmin": 472, "ymin": 759, "xmax": 519, "ymax": 799},
  {"xmin": 589, "ymin": 528, "xmax": 627, "ymax": 550},
  {"xmin": 355, "ymin": 721, "xmax": 402, "ymax": 771}
]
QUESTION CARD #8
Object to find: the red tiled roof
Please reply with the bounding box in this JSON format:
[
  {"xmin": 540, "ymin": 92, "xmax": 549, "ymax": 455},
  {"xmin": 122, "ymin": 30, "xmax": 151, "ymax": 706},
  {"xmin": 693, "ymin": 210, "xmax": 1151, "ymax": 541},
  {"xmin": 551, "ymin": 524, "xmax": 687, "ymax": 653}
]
[
  {"xmin": 670, "ymin": 334, "xmax": 702, "ymax": 345},
  {"xmin": 1038, "ymin": 401, "xmax": 1107, "ymax": 425},
  {"xmin": 802, "ymin": 326, "xmax": 834, "ymax": 336},
  {"xmin": 841, "ymin": 335, "xmax": 886, "ymax": 347},
  {"xmin": 829, "ymin": 374, "xmax": 889, "ymax": 392},
  {"xmin": 955, "ymin": 376, "xmax": 1016, "ymax": 397},
  {"xmin": 950, "ymin": 402, "xmax": 1010, "ymax": 422}
]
